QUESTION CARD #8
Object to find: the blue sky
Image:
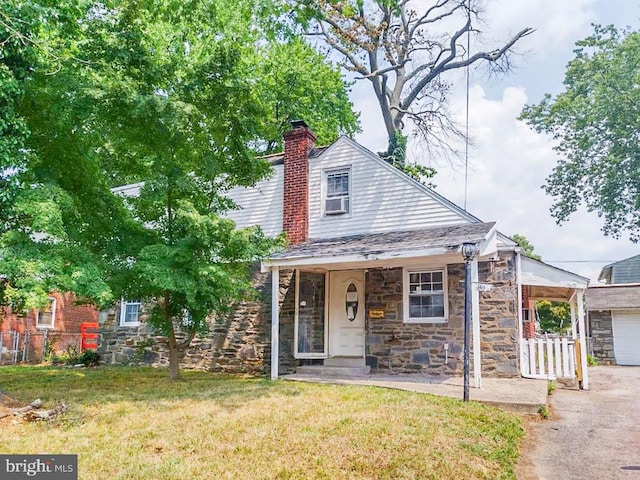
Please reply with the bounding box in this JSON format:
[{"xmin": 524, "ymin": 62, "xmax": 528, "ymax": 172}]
[{"xmin": 351, "ymin": 0, "xmax": 640, "ymax": 282}]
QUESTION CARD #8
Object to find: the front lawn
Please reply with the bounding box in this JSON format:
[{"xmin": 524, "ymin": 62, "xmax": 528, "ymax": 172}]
[{"xmin": 0, "ymin": 366, "xmax": 523, "ymax": 479}]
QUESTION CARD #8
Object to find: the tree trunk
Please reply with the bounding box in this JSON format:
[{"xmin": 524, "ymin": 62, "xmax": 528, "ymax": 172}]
[{"xmin": 167, "ymin": 324, "xmax": 181, "ymax": 381}]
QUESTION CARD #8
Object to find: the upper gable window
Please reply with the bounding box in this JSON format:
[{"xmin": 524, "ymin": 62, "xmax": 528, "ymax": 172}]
[{"xmin": 324, "ymin": 168, "xmax": 350, "ymax": 216}]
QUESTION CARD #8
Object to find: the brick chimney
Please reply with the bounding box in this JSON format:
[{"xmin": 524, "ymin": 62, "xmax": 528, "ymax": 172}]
[{"xmin": 282, "ymin": 120, "xmax": 316, "ymax": 246}]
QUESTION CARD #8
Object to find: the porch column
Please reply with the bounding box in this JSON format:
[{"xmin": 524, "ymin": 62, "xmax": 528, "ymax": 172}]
[
  {"xmin": 471, "ymin": 257, "xmax": 481, "ymax": 388},
  {"xmin": 271, "ymin": 267, "xmax": 280, "ymax": 380},
  {"xmin": 516, "ymin": 252, "xmax": 526, "ymax": 377},
  {"xmin": 570, "ymin": 296, "xmax": 577, "ymax": 338},
  {"xmin": 577, "ymin": 290, "xmax": 589, "ymax": 390}
]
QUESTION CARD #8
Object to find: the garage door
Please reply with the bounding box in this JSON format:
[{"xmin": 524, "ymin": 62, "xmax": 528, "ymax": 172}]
[{"xmin": 613, "ymin": 310, "xmax": 640, "ymax": 365}]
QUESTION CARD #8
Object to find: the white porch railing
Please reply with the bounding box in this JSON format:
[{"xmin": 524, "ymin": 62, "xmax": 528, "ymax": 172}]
[{"xmin": 521, "ymin": 337, "xmax": 576, "ymax": 380}]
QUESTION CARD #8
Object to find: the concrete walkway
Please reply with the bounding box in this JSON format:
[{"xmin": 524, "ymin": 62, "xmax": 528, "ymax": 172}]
[{"xmin": 283, "ymin": 372, "xmax": 548, "ymax": 413}]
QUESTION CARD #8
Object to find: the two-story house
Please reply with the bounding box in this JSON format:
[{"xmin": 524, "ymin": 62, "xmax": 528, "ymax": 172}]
[{"xmin": 99, "ymin": 121, "xmax": 590, "ymax": 388}]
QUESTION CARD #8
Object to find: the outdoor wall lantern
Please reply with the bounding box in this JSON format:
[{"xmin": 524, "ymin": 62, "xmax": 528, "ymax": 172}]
[
  {"xmin": 461, "ymin": 242, "xmax": 479, "ymax": 262},
  {"xmin": 461, "ymin": 242, "xmax": 479, "ymax": 402}
]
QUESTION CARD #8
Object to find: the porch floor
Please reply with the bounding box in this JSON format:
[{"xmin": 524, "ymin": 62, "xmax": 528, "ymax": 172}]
[{"xmin": 282, "ymin": 372, "xmax": 548, "ymax": 414}]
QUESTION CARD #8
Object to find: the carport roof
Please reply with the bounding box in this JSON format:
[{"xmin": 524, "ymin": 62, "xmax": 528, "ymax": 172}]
[
  {"xmin": 263, "ymin": 222, "xmax": 497, "ymax": 269},
  {"xmin": 521, "ymin": 256, "xmax": 590, "ymax": 301}
]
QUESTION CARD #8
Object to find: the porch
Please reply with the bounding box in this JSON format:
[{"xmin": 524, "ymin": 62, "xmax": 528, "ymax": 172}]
[
  {"xmin": 263, "ymin": 222, "xmax": 504, "ymax": 383},
  {"xmin": 519, "ymin": 256, "xmax": 591, "ymax": 388}
]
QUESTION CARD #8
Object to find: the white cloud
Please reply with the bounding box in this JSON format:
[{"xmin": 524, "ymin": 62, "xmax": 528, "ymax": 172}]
[
  {"xmin": 430, "ymin": 85, "xmax": 637, "ymax": 282},
  {"xmin": 351, "ymin": 0, "xmax": 639, "ymax": 282},
  {"xmin": 484, "ymin": 0, "xmax": 598, "ymax": 52}
]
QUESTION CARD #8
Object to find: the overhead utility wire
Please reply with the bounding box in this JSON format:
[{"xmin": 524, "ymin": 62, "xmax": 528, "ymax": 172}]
[{"xmin": 463, "ymin": 0, "xmax": 471, "ymax": 211}]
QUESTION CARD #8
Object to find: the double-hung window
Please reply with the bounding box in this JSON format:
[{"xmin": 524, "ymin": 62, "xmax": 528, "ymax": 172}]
[
  {"xmin": 324, "ymin": 168, "xmax": 350, "ymax": 215},
  {"xmin": 36, "ymin": 297, "xmax": 57, "ymax": 329},
  {"xmin": 404, "ymin": 269, "xmax": 447, "ymax": 323},
  {"xmin": 120, "ymin": 300, "xmax": 142, "ymax": 327}
]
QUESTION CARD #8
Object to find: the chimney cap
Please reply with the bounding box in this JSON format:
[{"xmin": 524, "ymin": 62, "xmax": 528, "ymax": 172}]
[{"xmin": 290, "ymin": 119, "xmax": 309, "ymax": 130}]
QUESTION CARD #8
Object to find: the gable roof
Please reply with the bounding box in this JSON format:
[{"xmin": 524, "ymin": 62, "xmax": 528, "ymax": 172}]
[
  {"xmin": 521, "ymin": 256, "xmax": 589, "ymax": 289},
  {"xmin": 598, "ymin": 253, "xmax": 640, "ymax": 284}
]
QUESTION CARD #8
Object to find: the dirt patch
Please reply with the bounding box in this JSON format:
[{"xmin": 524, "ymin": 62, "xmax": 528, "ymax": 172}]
[
  {"xmin": 0, "ymin": 390, "xmax": 21, "ymax": 424},
  {"xmin": 516, "ymin": 414, "xmax": 543, "ymax": 480},
  {"xmin": 516, "ymin": 403, "xmax": 563, "ymax": 479},
  {"xmin": 0, "ymin": 390, "xmax": 21, "ymax": 408}
]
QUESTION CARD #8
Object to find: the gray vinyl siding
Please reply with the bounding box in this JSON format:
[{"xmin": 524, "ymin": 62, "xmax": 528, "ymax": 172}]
[
  {"xmin": 308, "ymin": 139, "xmax": 470, "ymax": 238},
  {"xmin": 226, "ymin": 166, "xmax": 283, "ymax": 237}
]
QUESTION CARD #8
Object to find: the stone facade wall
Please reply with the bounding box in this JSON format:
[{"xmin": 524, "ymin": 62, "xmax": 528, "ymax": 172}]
[
  {"xmin": 97, "ymin": 268, "xmax": 296, "ymax": 375},
  {"xmin": 97, "ymin": 256, "xmax": 520, "ymax": 378},
  {"xmin": 364, "ymin": 255, "xmax": 519, "ymax": 377},
  {"xmin": 477, "ymin": 253, "xmax": 519, "ymax": 377},
  {"xmin": 588, "ymin": 310, "xmax": 615, "ymax": 364},
  {"xmin": 276, "ymin": 269, "xmax": 297, "ymax": 374},
  {"xmin": 365, "ymin": 267, "xmax": 463, "ymax": 375}
]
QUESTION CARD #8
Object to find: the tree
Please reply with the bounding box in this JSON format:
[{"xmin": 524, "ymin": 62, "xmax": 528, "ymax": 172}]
[
  {"xmin": 250, "ymin": 37, "xmax": 359, "ymax": 153},
  {"xmin": 0, "ymin": 1, "xmax": 111, "ymax": 312},
  {"xmin": 520, "ymin": 25, "xmax": 640, "ymax": 242},
  {"xmin": 536, "ymin": 300, "xmax": 571, "ymax": 335},
  {"xmin": 295, "ymin": 0, "xmax": 533, "ymax": 161},
  {"xmin": 1, "ymin": 0, "xmax": 359, "ymax": 380},
  {"xmin": 510, "ymin": 234, "xmax": 541, "ymax": 260}
]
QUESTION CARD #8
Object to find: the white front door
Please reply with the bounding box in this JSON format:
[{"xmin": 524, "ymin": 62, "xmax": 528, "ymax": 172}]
[{"xmin": 329, "ymin": 270, "xmax": 365, "ymax": 357}]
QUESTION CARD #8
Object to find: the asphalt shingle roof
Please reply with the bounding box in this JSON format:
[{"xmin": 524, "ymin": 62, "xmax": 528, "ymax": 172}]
[{"xmin": 270, "ymin": 222, "xmax": 496, "ymax": 260}]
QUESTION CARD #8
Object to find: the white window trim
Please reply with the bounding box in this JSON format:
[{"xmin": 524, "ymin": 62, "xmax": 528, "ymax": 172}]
[
  {"xmin": 294, "ymin": 269, "xmax": 329, "ymax": 359},
  {"xmin": 120, "ymin": 299, "xmax": 142, "ymax": 327},
  {"xmin": 322, "ymin": 166, "xmax": 352, "ymax": 217},
  {"xmin": 36, "ymin": 297, "xmax": 57, "ymax": 330},
  {"xmin": 403, "ymin": 267, "xmax": 448, "ymax": 324}
]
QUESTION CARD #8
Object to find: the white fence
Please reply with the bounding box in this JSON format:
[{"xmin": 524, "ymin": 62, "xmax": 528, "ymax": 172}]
[{"xmin": 521, "ymin": 336, "xmax": 576, "ymax": 380}]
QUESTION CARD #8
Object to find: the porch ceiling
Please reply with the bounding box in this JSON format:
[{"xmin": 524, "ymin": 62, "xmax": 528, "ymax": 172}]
[
  {"xmin": 262, "ymin": 222, "xmax": 497, "ymax": 270},
  {"xmin": 527, "ymin": 285, "xmax": 576, "ymax": 302}
]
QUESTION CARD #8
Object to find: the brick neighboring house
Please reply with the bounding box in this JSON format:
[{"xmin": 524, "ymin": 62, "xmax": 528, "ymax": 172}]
[
  {"xmin": 0, "ymin": 292, "xmax": 99, "ymax": 362},
  {"xmin": 586, "ymin": 254, "xmax": 640, "ymax": 365},
  {"xmin": 98, "ymin": 121, "xmax": 590, "ymax": 388}
]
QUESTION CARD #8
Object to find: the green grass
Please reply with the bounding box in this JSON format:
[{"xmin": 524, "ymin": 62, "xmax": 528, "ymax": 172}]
[{"xmin": 0, "ymin": 366, "xmax": 524, "ymax": 479}]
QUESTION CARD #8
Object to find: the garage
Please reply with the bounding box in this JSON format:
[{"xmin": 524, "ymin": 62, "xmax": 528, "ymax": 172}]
[{"xmin": 612, "ymin": 310, "xmax": 640, "ymax": 365}]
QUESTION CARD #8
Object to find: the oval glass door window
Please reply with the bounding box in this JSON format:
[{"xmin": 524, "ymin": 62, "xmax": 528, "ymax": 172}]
[{"xmin": 346, "ymin": 283, "xmax": 358, "ymax": 321}]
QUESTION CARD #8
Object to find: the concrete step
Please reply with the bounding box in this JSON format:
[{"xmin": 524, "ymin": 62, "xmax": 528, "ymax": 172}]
[
  {"xmin": 296, "ymin": 365, "xmax": 371, "ymax": 377},
  {"xmin": 323, "ymin": 356, "xmax": 366, "ymax": 367}
]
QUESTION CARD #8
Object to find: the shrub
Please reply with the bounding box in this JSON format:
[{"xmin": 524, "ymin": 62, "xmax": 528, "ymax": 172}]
[
  {"xmin": 78, "ymin": 350, "xmax": 100, "ymax": 367},
  {"xmin": 62, "ymin": 345, "xmax": 100, "ymax": 367},
  {"xmin": 538, "ymin": 405, "xmax": 549, "ymax": 419}
]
